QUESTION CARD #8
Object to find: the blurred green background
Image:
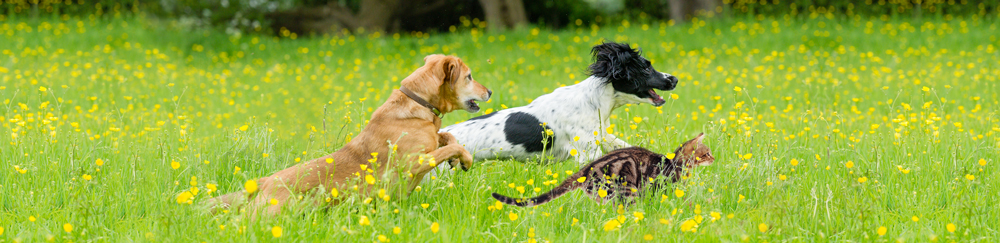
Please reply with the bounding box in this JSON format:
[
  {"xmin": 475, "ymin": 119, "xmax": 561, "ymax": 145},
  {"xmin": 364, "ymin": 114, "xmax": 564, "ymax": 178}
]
[{"xmin": 6, "ymin": 0, "xmax": 998, "ymax": 35}]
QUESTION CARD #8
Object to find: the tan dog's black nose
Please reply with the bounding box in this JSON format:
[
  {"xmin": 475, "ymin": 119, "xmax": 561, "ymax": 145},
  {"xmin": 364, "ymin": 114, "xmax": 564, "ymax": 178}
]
[{"xmin": 488, "ymin": 89, "xmax": 493, "ymax": 98}]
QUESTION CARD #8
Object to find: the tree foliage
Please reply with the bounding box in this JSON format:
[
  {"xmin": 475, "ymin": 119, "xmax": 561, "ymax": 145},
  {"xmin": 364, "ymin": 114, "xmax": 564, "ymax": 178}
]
[{"xmin": 2, "ymin": 0, "xmax": 996, "ymax": 35}]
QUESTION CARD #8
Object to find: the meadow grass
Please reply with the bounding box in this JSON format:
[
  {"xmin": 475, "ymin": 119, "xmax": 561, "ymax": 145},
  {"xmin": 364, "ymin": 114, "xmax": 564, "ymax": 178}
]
[{"xmin": 1, "ymin": 11, "xmax": 998, "ymax": 242}]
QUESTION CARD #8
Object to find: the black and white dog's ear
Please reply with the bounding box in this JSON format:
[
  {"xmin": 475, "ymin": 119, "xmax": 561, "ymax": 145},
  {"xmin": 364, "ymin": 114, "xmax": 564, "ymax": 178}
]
[
  {"xmin": 589, "ymin": 42, "xmax": 622, "ymax": 80},
  {"xmin": 589, "ymin": 42, "xmax": 642, "ymax": 82}
]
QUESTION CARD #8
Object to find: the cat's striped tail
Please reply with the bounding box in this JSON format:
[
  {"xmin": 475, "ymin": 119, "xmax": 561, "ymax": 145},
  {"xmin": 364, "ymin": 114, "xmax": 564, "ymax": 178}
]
[{"xmin": 491, "ymin": 173, "xmax": 585, "ymax": 207}]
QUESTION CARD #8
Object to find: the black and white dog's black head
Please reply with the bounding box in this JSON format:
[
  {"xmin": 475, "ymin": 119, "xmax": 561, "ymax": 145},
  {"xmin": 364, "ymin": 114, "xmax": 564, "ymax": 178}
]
[{"xmin": 589, "ymin": 42, "xmax": 678, "ymax": 106}]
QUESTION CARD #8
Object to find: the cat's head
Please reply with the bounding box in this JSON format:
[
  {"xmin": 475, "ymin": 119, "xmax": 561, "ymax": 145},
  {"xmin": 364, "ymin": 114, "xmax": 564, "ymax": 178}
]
[{"xmin": 672, "ymin": 133, "xmax": 714, "ymax": 168}]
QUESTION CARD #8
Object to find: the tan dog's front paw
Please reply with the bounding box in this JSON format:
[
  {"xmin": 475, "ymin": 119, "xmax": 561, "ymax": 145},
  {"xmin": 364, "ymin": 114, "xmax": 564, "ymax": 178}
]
[
  {"xmin": 457, "ymin": 149, "xmax": 474, "ymax": 171},
  {"xmin": 447, "ymin": 158, "xmax": 463, "ymax": 171},
  {"xmin": 445, "ymin": 146, "xmax": 474, "ymax": 171}
]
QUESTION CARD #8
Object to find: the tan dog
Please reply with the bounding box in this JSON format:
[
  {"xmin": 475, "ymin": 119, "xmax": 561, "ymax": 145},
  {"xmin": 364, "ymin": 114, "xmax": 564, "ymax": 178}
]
[{"xmin": 207, "ymin": 54, "xmax": 491, "ymax": 216}]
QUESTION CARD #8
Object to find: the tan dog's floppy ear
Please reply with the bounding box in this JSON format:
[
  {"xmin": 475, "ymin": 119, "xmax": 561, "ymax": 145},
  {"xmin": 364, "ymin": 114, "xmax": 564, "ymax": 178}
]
[{"xmin": 443, "ymin": 56, "xmax": 464, "ymax": 84}]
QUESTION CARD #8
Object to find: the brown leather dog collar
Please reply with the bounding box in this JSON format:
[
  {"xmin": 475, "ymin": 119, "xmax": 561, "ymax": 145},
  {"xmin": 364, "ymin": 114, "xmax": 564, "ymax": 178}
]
[{"xmin": 399, "ymin": 86, "xmax": 442, "ymax": 116}]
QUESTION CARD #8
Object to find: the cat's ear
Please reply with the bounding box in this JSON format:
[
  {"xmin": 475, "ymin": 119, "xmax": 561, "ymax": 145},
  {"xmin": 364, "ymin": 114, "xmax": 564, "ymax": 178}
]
[{"xmin": 692, "ymin": 133, "xmax": 705, "ymax": 144}]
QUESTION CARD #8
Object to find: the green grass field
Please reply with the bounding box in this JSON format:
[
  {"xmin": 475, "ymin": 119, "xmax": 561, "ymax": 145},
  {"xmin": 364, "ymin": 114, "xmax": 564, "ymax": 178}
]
[{"xmin": 1, "ymin": 11, "xmax": 998, "ymax": 242}]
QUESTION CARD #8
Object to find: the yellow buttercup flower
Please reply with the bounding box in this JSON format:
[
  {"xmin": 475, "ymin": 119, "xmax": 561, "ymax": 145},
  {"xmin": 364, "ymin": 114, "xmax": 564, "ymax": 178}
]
[
  {"xmin": 271, "ymin": 226, "xmax": 282, "ymax": 238},
  {"xmin": 632, "ymin": 211, "xmax": 644, "ymax": 222},
  {"xmin": 679, "ymin": 219, "xmax": 697, "ymax": 232},
  {"xmin": 244, "ymin": 180, "xmax": 258, "ymax": 193},
  {"xmin": 602, "ymin": 218, "xmax": 621, "ymax": 231},
  {"xmin": 176, "ymin": 191, "xmax": 194, "ymax": 204}
]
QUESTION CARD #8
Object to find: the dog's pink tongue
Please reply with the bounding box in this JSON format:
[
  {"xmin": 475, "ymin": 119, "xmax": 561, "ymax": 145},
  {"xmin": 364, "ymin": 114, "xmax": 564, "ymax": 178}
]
[{"xmin": 649, "ymin": 89, "xmax": 665, "ymax": 102}]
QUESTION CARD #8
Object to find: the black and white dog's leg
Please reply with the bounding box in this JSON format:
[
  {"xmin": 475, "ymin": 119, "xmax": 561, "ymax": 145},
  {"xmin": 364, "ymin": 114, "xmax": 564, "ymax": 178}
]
[
  {"xmin": 601, "ymin": 133, "xmax": 631, "ymax": 150},
  {"xmin": 570, "ymin": 137, "xmax": 610, "ymax": 164}
]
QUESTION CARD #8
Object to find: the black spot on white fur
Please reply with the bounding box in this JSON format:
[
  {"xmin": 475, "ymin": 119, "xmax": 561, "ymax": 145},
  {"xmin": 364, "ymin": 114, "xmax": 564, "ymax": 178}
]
[
  {"xmin": 503, "ymin": 112, "xmax": 554, "ymax": 152},
  {"xmin": 468, "ymin": 111, "xmax": 497, "ymax": 121}
]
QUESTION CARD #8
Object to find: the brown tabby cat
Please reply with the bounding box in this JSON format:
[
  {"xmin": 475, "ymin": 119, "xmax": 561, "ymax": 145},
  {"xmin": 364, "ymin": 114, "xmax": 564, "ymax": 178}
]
[{"xmin": 492, "ymin": 133, "xmax": 713, "ymax": 207}]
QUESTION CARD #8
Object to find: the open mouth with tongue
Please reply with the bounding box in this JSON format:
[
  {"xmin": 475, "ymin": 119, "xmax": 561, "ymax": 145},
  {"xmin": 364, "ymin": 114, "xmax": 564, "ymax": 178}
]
[
  {"xmin": 465, "ymin": 99, "xmax": 480, "ymax": 112},
  {"xmin": 648, "ymin": 89, "xmax": 666, "ymax": 106}
]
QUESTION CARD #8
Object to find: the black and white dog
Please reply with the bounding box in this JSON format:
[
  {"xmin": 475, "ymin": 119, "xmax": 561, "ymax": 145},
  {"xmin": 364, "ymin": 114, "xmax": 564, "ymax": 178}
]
[{"xmin": 440, "ymin": 42, "xmax": 678, "ymax": 164}]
